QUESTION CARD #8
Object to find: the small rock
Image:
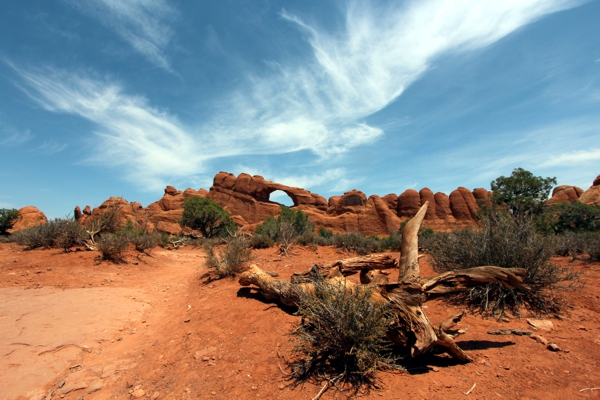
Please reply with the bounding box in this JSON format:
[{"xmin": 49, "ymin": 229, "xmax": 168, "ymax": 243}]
[
  {"xmin": 211, "ymin": 391, "xmax": 217, "ymax": 395},
  {"xmin": 132, "ymin": 389, "xmax": 146, "ymax": 398},
  {"xmin": 59, "ymin": 381, "xmax": 88, "ymax": 395},
  {"xmin": 527, "ymin": 319, "xmax": 554, "ymax": 332},
  {"xmin": 530, "ymin": 334, "xmax": 549, "ymax": 346},
  {"xmin": 77, "ymin": 395, "xmax": 84, "ymax": 400},
  {"xmin": 184, "ymin": 318, "xmax": 191, "ymax": 323},
  {"xmin": 577, "ymin": 325, "xmax": 587, "ymax": 331},
  {"xmin": 87, "ymin": 380, "xmax": 103, "ymax": 394},
  {"xmin": 58, "ymin": 380, "xmax": 66, "ymax": 388},
  {"xmin": 547, "ymin": 343, "xmax": 561, "ymax": 352},
  {"xmin": 278, "ymin": 384, "xmax": 285, "ymax": 390},
  {"xmin": 431, "ymin": 367, "xmax": 440, "ymax": 372},
  {"xmin": 151, "ymin": 392, "xmax": 160, "ymax": 400},
  {"xmin": 251, "ymin": 386, "xmax": 257, "ymax": 390}
]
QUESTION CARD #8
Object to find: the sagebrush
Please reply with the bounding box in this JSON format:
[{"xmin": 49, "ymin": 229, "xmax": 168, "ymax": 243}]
[
  {"xmin": 428, "ymin": 208, "xmax": 579, "ymax": 316},
  {"xmin": 290, "ymin": 277, "xmax": 398, "ymax": 387}
]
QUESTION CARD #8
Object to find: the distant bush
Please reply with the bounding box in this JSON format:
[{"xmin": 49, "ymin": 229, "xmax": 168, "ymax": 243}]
[
  {"xmin": 538, "ymin": 202, "xmax": 600, "ymax": 234},
  {"xmin": 252, "ymin": 206, "xmax": 315, "ymax": 252},
  {"xmin": 96, "ymin": 233, "xmax": 130, "ymax": 262},
  {"xmin": 203, "ymin": 232, "xmax": 252, "ymax": 279},
  {"xmin": 116, "ymin": 220, "xmax": 160, "ymax": 253},
  {"xmin": 290, "ymin": 277, "xmax": 397, "ymax": 386},
  {"xmin": 318, "ymin": 226, "xmax": 333, "ymax": 239},
  {"xmin": 332, "ymin": 232, "xmax": 383, "ymax": 255},
  {"xmin": 180, "ymin": 197, "xmax": 236, "ymax": 238},
  {"xmin": 13, "ymin": 218, "xmax": 87, "ymax": 252},
  {"xmin": 0, "ymin": 208, "xmax": 20, "ymax": 235},
  {"xmin": 428, "ymin": 208, "xmax": 578, "ymax": 316}
]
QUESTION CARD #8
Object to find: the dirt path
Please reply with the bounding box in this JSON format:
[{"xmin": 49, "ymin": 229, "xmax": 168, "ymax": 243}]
[{"xmin": 1, "ymin": 243, "xmax": 600, "ymax": 399}]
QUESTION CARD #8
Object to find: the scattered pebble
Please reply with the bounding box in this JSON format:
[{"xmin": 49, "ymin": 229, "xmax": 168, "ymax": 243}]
[{"xmin": 547, "ymin": 343, "xmax": 561, "ymax": 352}]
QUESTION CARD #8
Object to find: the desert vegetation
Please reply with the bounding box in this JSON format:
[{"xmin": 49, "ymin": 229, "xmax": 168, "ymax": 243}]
[
  {"xmin": 180, "ymin": 197, "xmax": 236, "ymax": 238},
  {"xmin": 0, "ymin": 208, "xmax": 19, "ymax": 236}
]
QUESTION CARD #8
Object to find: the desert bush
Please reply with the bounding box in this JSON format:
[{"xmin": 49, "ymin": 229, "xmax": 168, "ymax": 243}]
[
  {"xmin": 180, "ymin": 196, "xmax": 236, "ymax": 238},
  {"xmin": 0, "ymin": 208, "xmax": 20, "ymax": 235},
  {"xmin": 54, "ymin": 219, "xmax": 88, "ymax": 252},
  {"xmin": 203, "ymin": 232, "xmax": 251, "ymax": 279},
  {"xmin": 332, "ymin": 232, "xmax": 382, "ymax": 255},
  {"xmin": 13, "ymin": 218, "xmax": 87, "ymax": 251},
  {"xmin": 379, "ymin": 231, "xmax": 403, "ymax": 252},
  {"xmin": 116, "ymin": 220, "xmax": 160, "ymax": 253},
  {"xmin": 538, "ymin": 202, "xmax": 600, "ymax": 234},
  {"xmin": 252, "ymin": 207, "xmax": 315, "ymax": 250},
  {"xmin": 249, "ymin": 232, "xmax": 275, "ymax": 249},
  {"xmin": 429, "ymin": 208, "xmax": 578, "ymax": 316},
  {"xmin": 96, "ymin": 233, "xmax": 130, "ymax": 262},
  {"xmin": 318, "ymin": 226, "xmax": 333, "ymax": 239},
  {"xmin": 586, "ymin": 233, "xmax": 600, "ymax": 261},
  {"xmin": 290, "ymin": 276, "xmax": 397, "ymax": 386}
]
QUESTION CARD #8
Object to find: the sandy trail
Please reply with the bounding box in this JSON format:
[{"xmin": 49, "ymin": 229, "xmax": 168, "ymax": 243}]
[{"xmin": 0, "ymin": 287, "xmax": 147, "ymax": 400}]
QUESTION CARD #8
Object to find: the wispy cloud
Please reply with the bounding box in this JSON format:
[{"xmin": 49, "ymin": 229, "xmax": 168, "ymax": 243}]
[
  {"xmin": 11, "ymin": 0, "xmax": 585, "ymax": 191},
  {"xmin": 64, "ymin": 0, "xmax": 176, "ymax": 70},
  {"xmin": 34, "ymin": 140, "xmax": 68, "ymax": 155},
  {"xmin": 0, "ymin": 123, "xmax": 32, "ymax": 146},
  {"xmin": 0, "ymin": 202, "xmax": 15, "ymax": 209},
  {"xmin": 11, "ymin": 66, "xmax": 201, "ymax": 190}
]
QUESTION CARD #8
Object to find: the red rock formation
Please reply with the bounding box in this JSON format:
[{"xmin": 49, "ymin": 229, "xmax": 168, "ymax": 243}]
[
  {"xmin": 72, "ymin": 172, "xmax": 600, "ymax": 237},
  {"xmin": 397, "ymin": 189, "xmax": 421, "ymax": 218},
  {"xmin": 419, "ymin": 188, "xmax": 437, "ymax": 220},
  {"xmin": 8, "ymin": 206, "xmax": 47, "ymax": 233},
  {"xmin": 381, "ymin": 194, "xmax": 398, "ymax": 211},
  {"xmin": 547, "ymin": 185, "xmax": 584, "ymax": 206},
  {"xmin": 579, "ymin": 174, "xmax": 600, "ymax": 205}
]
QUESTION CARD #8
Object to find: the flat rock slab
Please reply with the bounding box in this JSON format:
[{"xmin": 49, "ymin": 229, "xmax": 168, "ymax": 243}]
[{"xmin": 0, "ymin": 287, "xmax": 147, "ymax": 400}]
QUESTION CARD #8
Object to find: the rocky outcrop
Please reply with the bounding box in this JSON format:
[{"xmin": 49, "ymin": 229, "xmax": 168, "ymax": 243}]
[
  {"xmin": 578, "ymin": 174, "xmax": 600, "ymax": 205},
  {"xmin": 547, "ymin": 185, "xmax": 584, "ymax": 206},
  {"xmin": 71, "ymin": 172, "xmax": 599, "ymax": 237},
  {"xmin": 9, "ymin": 206, "xmax": 48, "ymax": 233}
]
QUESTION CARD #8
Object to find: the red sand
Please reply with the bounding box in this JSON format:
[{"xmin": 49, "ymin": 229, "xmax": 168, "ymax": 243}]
[{"xmin": 1, "ymin": 243, "xmax": 599, "ymax": 399}]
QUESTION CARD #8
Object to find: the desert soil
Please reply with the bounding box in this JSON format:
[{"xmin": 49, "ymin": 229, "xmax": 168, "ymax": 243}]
[{"xmin": 1, "ymin": 242, "xmax": 599, "ymax": 400}]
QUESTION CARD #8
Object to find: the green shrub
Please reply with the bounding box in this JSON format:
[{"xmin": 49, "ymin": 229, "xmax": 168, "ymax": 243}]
[
  {"xmin": 203, "ymin": 232, "xmax": 251, "ymax": 279},
  {"xmin": 290, "ymin": 277, "xmax": 397, "ymax": 386},
  {"xmin": 0, "ymin": 208, "xmax": 20, "ymax": 235},
  {"xmin": 332, "ymin": 232, "xmax": 382, "ymax": 255},
  {"xmin": 96, "ymin": 233, "xmax": 130, "ymax": 262},
  {"xmin": 116, "ymin": 220, "xmax": 160, "ymax": 253},
  {"xmin": 54, "ymin": 219, "xmax": 88, "ymax": 252},
  {"xmin": 586, "ymin": 233, "xmax": 600, "ymax": 261},
  {"xmin": 252, "ymin": 206, "xmax": 315, "ymax": 250},
  {"xmin": 180, "ymin": 196, "xmax": 236, "ymax": 238},
  {"xmin": 249, "ymin": 233, "xmax": 275, "ymax": 249},
  {"xmin": 13, "ymin": 218, "xmax": 87, "ymax": 251},
  {"xmin": 318, "ymin": 226, "xmax": 333, "ymax": 239},
  {"xmin": 428, "ymin": 208, "xmax": 578, "ymax": 316},
  {"xmin": 538, "ymin": 202, "xmax": 600, "ymax": 234}
]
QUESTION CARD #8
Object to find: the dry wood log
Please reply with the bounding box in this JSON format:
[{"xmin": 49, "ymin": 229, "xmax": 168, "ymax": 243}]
[
  {"xmin": 422, "ymin": 266, "xmax": 528, "ymax": 296},
  {"xmin": 291, "ymin": 254, "xmax": 397, "ymax": 282},
  {"xmin": 238, "ymin": 201, "xmax": 528, "ymax": 363}
]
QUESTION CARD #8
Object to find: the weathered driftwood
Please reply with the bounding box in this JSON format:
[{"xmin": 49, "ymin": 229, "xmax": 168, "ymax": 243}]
[
  {"xmin": 290, "ymin": 254, "xmax": 397, "ymax": 283},
  {"xmin": 238, "ymin": 201, "xmax": 528, "ymax": 362}
]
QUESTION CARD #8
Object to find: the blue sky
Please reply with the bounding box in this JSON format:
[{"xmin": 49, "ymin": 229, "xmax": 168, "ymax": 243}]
[{"xmin": 1, "ymin": 0, "xmax": 599, "ymax": 218}]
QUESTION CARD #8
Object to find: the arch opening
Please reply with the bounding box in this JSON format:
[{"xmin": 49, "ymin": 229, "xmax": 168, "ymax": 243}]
[{"xmin": 269, "ymin": 190, "xmax": 296, "ymax": 207}]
